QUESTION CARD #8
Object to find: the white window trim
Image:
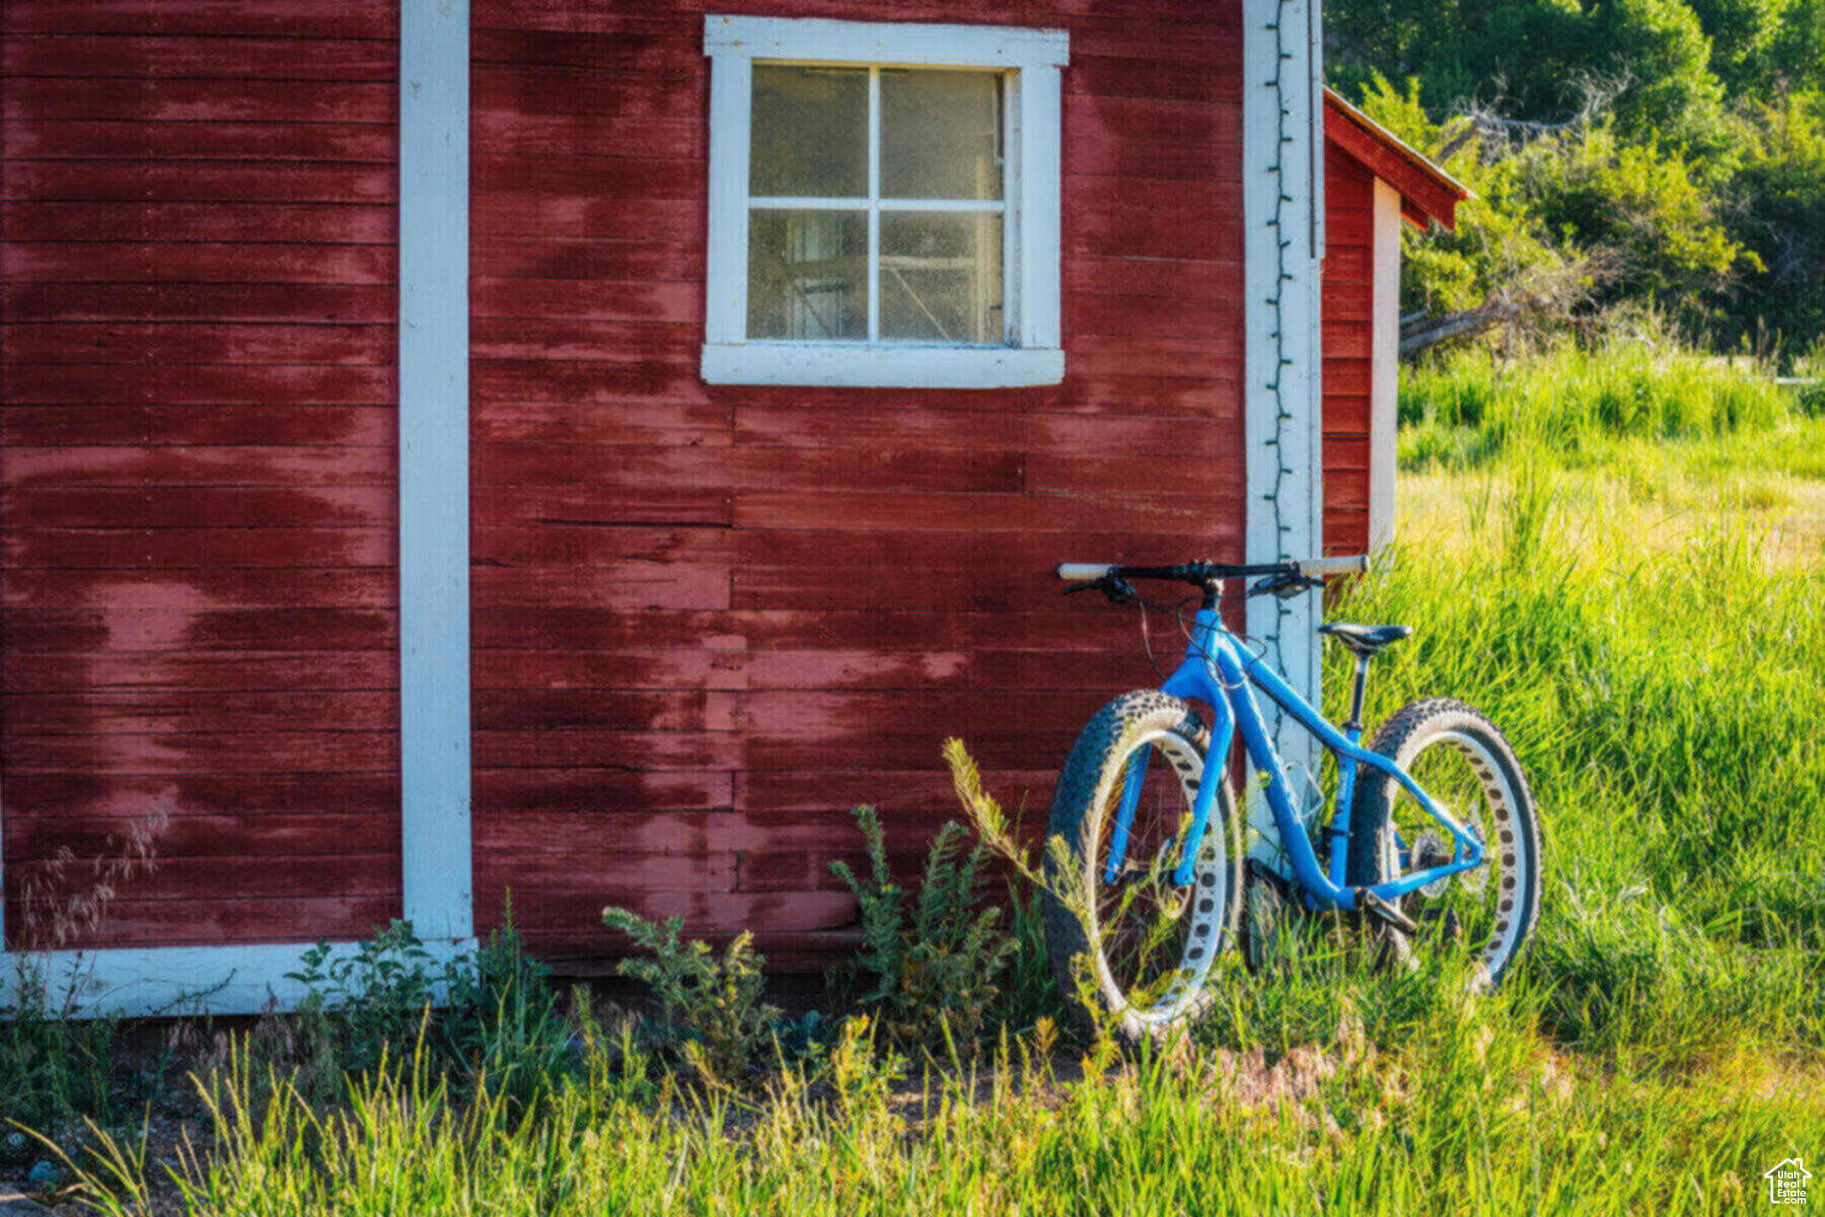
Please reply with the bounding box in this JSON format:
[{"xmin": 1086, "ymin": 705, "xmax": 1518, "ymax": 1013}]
[{"xmin": 701, "ymin": 16, "xmax": 1067, "ymax": 389}]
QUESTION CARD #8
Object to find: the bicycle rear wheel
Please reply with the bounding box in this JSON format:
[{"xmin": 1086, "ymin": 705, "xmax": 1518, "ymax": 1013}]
[
  {"xmin": 1345, "ymin": 698, "xmax": 1543, "ymax": 986},
  {"xmin": 1043, "ymin": 691, "xmax": 1241, "ymax": 1042}
]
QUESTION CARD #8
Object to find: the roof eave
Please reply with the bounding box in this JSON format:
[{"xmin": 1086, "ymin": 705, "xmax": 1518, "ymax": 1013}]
[{"xmin": 1322, "ymin": 86, "xmax": 1472, "ymax": 231}]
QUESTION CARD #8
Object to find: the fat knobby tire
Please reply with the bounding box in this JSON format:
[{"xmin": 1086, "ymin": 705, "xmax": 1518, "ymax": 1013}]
[
  {"xmin": 1345, "ymin": 697, "xmax": 1544, "ymax": 984},
  {"xmin": 1042, "ymin": 690, "xmax": 1240, "ymax": 1041}
]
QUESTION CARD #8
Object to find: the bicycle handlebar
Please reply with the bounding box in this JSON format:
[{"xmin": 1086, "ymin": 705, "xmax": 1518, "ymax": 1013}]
[
  {"xmin": 1057, "ymin": 563, "xmax": 1122, "ymax": 582},
  {"xmin": 1056, "ymin": 555, "xmax": 1369, "ymax": 586},
  {"xmin": 1293, "ymin": 554, "xmax": 1372, "ymax": 578}
]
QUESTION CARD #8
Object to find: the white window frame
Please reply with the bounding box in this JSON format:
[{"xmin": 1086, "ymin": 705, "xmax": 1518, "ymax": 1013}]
[{"xmin": 701, "ymin": 16, "xmax": 1068, "ymax": 389}]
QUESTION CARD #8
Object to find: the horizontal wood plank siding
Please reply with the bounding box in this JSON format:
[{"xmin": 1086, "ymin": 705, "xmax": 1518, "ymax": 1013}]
[
  {"xmin": 1321, "ymin": 146, "xmax": 1374, "ymax": 558},
  {"xmin": 0, "ymin": 4, "xmax": 402, "ymax": 948},
  {"xmin": 470, "ymin": 0, "xmax": 1247, "ymax": 967}
]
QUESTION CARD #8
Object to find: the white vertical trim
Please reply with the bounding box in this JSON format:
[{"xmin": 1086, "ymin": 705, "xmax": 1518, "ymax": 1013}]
[
  {"xmin": 704, "ymin": 51, "xmax": 752, "ymax": 345},
  {"xmin": 1244, "ymin": 0, "xmax": 1324, "ymax": 869},
  {"xmin": 866, "ymin": 66, "xmax": 882, "ymax": 342},
  {"xmin": 1306, "ymin": 0, "xmax": 1326, "ymax": 264},
  {"xmin": 399, "ymin": 0, "xmax": 473, "ymax": 940},
  {"xmin": 1002, "ymin": 69, "xmax": 1023, "ymax": 344},
  {"xmin": 1369, "ymin": 180, "xmax": 1401, "ymax": 550},
  {"xmin": 1016, "ymin": 63, "xmax": 1062, "ymax": 350}
]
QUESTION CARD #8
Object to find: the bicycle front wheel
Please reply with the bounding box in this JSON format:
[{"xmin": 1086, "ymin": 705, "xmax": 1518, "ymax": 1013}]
[
  {"xmin": 1043, "ymin": 691, "xmax": 1241, "ymax": 1042},
  {"xmin": 1346, "ymin": 698, "xmax": 1543, "ymax": 986}
]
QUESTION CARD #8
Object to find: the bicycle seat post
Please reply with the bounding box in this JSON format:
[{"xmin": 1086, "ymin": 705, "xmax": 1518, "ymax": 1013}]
[{"xmin": 1343, "ymin": 654, "xmax": 1372, "ymax": 735}]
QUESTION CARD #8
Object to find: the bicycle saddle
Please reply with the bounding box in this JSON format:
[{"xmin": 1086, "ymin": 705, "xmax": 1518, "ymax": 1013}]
[{"xmin": 1318, "ymin": 622, "xmax": 1412, "ymax": 657}]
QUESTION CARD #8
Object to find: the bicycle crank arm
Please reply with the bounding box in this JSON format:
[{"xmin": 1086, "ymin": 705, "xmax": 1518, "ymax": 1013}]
[{"xmin": 1356, "ymin": 888, "xmax": 1419, "ymax": 935}]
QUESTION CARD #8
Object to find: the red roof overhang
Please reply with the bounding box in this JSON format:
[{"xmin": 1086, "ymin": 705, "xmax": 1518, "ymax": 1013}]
[{"xmin": 1323, "ymin": 87, "xmax": 1470, "ymax": 232}]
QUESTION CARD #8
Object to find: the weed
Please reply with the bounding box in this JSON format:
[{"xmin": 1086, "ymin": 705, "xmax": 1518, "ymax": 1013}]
[
  {"xmin": 284, "ymin": 918, "xmax": 441, "ymax": 1094},
  {"xmin": 14, "ymin": 811, "xmax": 165, "ymax": 951},
  {"xmin": 1398, "ymin": 341, "xmax": 1799, "ymax": 472},
  {"xmin": 826, "ymin": 1015, "xmax": 908, "ymax": 1133},
  {"xmin": 0, "ymin": 957, "xmax": 130, "ymax": 1155},
  {"xmin": 273, "ymin": 908, "xmax": 574, "ymax": 1106},
  {"xmin": 601, "ymin": 907, "xmax": 781, "ymax": 1087},
  {"xmin": 829, "ymin": 805, "xmax": 1018, "ymax": 1054},
  {"xmin": 997, "ymin": 881, "xmax": 1073, "ymax": 1030},
  {"xmin": 1339, "ymin": 424, "xmax": 1825, "ymax": 1063},
  {"xmin": 1, "ymin": 799, "xmax": 170, "ymax": 1144},
  {"xmin": 945, "ymin": 738, "xmax": 1143, "ymax": 1068},
  {"xmin": 44, "ymin": 988, "xmax": 1822, "ymax": 1217},
  {"xmin": 440, "ymin": 910, "xmax": 573, "ymax": 1111}
]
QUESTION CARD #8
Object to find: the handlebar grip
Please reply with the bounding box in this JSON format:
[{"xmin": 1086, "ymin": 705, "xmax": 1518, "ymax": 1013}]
[
  {"xmin": 1292, "ymin": 554, "xmax": 1371, "ymax": 578},
  {"xmin": 1057, "ymin": 563, "xmax": 1116, "ymax": 582}
]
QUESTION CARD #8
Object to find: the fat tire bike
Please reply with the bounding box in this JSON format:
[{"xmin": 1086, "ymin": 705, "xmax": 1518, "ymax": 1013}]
[{"xmin": 1042, "ymin": 556, "xmax": 1543, "ymax": 1043}]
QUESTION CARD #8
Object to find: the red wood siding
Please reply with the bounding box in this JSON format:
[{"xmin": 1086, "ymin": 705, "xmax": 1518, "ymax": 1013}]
[
  {"xmin": 1321, "ymin": 146, "xmax": 1374, "ymax": 558},
  {"xmin": 0, "ymin": 2, "xmax": 402, "ymax": 948},
  {"xmin": 470, "ymin": 0, "xmax": 1248, "ymax": 967}
]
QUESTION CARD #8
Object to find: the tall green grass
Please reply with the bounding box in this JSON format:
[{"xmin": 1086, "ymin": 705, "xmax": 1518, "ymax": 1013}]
[
  {"xmin": 60, "ymin": 996, "xmax": 1817, "ymax": 1217},
  {"xmin": 1399, "ymin": 344, "xmax": 1798, "ymax": 471},
  {"xmin": 1331, "ymin": 447, "xmax": 1825, "ymax": 1058}
]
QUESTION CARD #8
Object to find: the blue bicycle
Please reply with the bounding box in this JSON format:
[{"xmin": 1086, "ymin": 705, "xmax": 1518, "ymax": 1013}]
[{"xmin": 1045, "ymin": 557, "xmax": 1542, "ymax": 1041}]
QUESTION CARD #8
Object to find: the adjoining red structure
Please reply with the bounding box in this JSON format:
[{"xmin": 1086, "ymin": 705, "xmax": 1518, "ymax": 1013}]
[
  {"xmin": 0, "ymin": 0, "xmax": 1464, "ymax": 1013},
  {"xmin": 1320, "ymin": 88, "xmax": 1466, "ymax": 557}
]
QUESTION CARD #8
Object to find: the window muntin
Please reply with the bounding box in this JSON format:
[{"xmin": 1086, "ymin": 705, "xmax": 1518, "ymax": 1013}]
[{"xmin": 746, "ymin": 65, "xmax": 1007, "ymax": 346}]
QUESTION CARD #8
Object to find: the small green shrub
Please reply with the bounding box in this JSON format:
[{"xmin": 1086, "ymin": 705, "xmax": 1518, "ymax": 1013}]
[
  {"xmin": 0, "ymin": 957, "xmax": 135, "ymax": 1154},
  {"xmin": 943, "ymin": 740, "xmax": 1136, "ymax": 1066},
  {"xmin": 996, "ymin": 882, "xmax": 1073, "ymax": 1030},
  {"xmin": 601, "ymin": 907, "xmax": 780, "ymax": 1087},
  {"xmin": 440, "ymin": 914, "xmax": 572, "ymax": 1110},
  {"xmin": 829, "ymin": 805, "xmax": 1018, "ymax": 1054},
  {"xmin": 286, "ymin": 919, "xmax": 441, "ymax": 1089},
  {"xmin": 279, "ymin": 909, "xmax": 572, "ymax": 1106}
]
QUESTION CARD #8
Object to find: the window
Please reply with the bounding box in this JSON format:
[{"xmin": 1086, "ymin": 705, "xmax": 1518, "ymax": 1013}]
[{"xmin": 702, "ymin": 17, "xmax": 1068, "ymax": 388}]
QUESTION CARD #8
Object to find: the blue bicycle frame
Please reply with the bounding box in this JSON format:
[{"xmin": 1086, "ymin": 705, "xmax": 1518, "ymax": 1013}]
[{"xmin": 1103, "ymin": 604, "xmax": 1486, "ymax": 909}]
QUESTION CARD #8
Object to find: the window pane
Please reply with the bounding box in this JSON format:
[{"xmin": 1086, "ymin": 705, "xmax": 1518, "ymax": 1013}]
[
  {"xmin": 879, "ymin": 212, "xmax": 1003, "ymax": 343},
  {"xmin": 881, "ymin": 70, "xmax": 1002, "ymax": 200},
  {"xmin": 750, "ymin": 65, "xmax": 868, "ymax": 198},
  {"xmin": 748, "ymin": 210, "xmax": 869, "ymax": 340}
]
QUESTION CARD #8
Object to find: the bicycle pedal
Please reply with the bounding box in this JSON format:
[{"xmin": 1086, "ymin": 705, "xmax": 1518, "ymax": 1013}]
[{"xmin": 1357, "ymin": 889, "xmax": 1419, "ymax": 935}]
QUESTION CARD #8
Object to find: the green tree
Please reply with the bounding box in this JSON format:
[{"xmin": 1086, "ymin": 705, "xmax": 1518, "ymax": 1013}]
[
  {"xmin": 1355, "ymin": 75, "xmax": 1751, "ymax": 342},
  {"xmin": 1770, "ymin": 0, "xmax": 1825, "ymax": 92},
  {"xmin": 1329, "ymin": 0, "xmax": 1727, "ymax": 149},
  {"xmin": 1689, "ymin": 0, "xmax": 1798, "ymax": 93},
  {"xmin": 1719, "ymin": 90, "xmax": 1825, "ymax": 353},
  {"xmin": 1350, "ymin": 76, "xmax": 1570, "ymax": 319}
]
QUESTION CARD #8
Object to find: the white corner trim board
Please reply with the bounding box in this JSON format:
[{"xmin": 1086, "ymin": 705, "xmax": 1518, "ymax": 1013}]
[
  {"xmin": 1243, "ymin": 0, "xmax": 1325, "ymax": 869},
  {"xmin": 398, "ymin": 0, "xmax": 475, "ymax": 942},
  {"xmin": 0, "ymin": 0, "xmax": 478, "ymax": 1018},
  {"xmin": 701, "ymin": 15, "xmax": 1066, "ymax": 389},
  {"xmin": 1368, "ymin": 179, "xmax": 1401, "ymax": 550}
]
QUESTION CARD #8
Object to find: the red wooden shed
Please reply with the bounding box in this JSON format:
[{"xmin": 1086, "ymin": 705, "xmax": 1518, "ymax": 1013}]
[{"xmin": 0, "ymin": 0, "xmax": 1463, "ymax": 1014}]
